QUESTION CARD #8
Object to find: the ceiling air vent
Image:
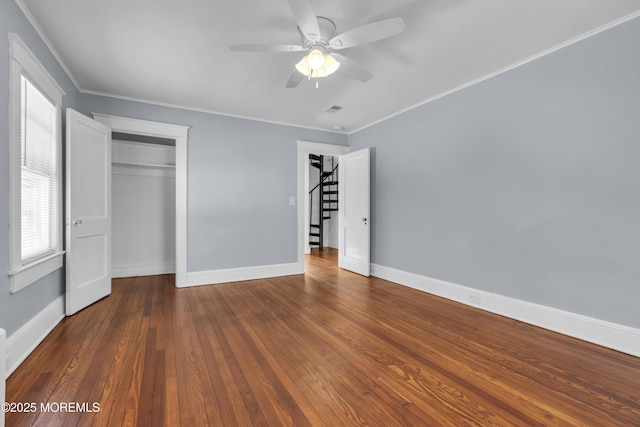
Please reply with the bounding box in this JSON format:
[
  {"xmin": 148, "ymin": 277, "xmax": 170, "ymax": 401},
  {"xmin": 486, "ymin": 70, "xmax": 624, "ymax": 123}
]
[{"xmin": 325, "ymin": 105, "xmax": 343, "ymax": 113}]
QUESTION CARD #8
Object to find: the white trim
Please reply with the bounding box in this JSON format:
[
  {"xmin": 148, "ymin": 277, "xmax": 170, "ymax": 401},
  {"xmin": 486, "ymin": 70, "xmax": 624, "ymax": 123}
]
[
  {"xmin": 1, "ymin": 328, "xmax": 5, "ymax": 426},
  {"xmin": 13, "ymin": 0, "xmax": 81, "ymax": 90},
  {"xmin": 8, "ymin": 33, "xmax": 65, "ymax": 103},
  {"xmin": 297, "ymin": 141, "xmax": 350, "ymax": 270},
  {"xmin": 349, "ymin": 9, "xmax": 640, "ymax": 134},
  {"xmin": 5, "ymin": 296, "xmax": 65, "ymax": 378},
  {"xmin": 91, "ymin": 114, "xmax": 190, "ymax": 287},
  {"xmin": 297, "ymin": 141, "xmax": 350, "ymax": 154},
  {"xmin": 371, "ymin": 264, "xmax": 640, "ymax": 358},
  {"xmin": 183, "ymin": 263, "xmax": 302, "ymax": 288},
  {"xmin": 8, "ymin": 33, "xmax": 64, "ymax": 293},
  {"xmin": 304, "ymin": 156, "xmax": 310, "ymax": 254},
  {"xmin": 92, "ymin": 114, "xmax": 188, "ymax": 139},
  {"xmin": 85, "ymin": 89, "xmax": 348, "ymax": 135},
  {"xmin": 8, "ymin": 251, "xmax": 64, "ymax": 293},
  {"xmin": 112, "ymin": 262, "xmax": 176, "ymax": 279},
  {"xmin": 174, "ymin": 130, "xmax": 188, "ymax": 287}
]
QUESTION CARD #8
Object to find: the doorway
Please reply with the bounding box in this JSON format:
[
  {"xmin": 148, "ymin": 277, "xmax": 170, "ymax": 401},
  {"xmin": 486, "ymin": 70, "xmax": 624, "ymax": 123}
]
[
  {"xmin": 111, "ymin": 133, "xmax": 176, "ymax": 278},
  {"xmin": 307, "ymin": 153, "xmax": 339, "ymax": 256},
  {"xmin": 92, "ymin": 113, "xmax": 189, "ymax": 285},
  {"xmin": 296, "ymin": 141, "xmax": 349, "ymax": 271}
]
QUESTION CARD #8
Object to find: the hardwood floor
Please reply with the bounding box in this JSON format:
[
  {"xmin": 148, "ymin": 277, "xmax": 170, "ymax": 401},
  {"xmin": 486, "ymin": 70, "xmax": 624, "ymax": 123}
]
[{"xmin": 6, "ymin": 248, "xmax": 640, "ymax": 426}]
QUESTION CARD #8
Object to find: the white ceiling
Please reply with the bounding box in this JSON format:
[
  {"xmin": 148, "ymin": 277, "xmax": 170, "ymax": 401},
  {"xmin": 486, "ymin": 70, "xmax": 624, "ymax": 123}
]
[{"xmin": 19, "ymin": 0, "xmax": 640, "ymax": 133}]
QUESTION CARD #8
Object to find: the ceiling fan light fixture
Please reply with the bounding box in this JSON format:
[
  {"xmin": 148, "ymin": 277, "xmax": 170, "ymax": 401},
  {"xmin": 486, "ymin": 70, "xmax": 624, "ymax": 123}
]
[
  {"xmin": 295, "ymin": 53, "xmax": 340, "ymax": 79},
  {"xmin": 323, "ymin": 53, "xmax": 340, "ymax": 75},
  {"xmin": 306, "ymin": 48, "xmax": 325, "ymax": 69},
  {"xmin": 295, "ymin": 57, "xmax": 311, "ymax": 76}
]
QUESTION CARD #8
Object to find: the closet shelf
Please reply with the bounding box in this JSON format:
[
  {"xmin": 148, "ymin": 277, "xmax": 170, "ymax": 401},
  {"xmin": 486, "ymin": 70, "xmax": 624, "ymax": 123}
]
[{"xmin": 112, "ymin": 160, "xmax": 175, "ymax": 169}]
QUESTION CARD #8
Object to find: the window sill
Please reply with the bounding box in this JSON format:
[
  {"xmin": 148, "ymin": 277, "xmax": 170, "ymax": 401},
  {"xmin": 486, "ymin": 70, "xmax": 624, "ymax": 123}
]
[{"xmin": 8, "ymin": 251, "xmax": 65, "ymax": 294}]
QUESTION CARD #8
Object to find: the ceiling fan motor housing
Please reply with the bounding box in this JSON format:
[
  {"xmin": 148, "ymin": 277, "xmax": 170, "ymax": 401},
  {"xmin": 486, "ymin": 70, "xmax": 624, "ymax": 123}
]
[{"xmin": 299, "ymin": 17, "xmax": 337, "ymax": 49}]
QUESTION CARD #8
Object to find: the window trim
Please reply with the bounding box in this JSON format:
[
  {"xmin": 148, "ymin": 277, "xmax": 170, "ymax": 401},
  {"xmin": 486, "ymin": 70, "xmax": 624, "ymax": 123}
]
[{"xmin": 8, "ymin": 33, "xmax": 65, "ymax": 293}]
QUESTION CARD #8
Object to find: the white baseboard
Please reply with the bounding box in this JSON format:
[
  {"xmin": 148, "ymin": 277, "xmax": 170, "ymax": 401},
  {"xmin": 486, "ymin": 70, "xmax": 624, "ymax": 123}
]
[
  {"xmin": 112, "ymin": 262, "xmax": 176, "ymax": 278},
  {"xmin": 371, "ymin": 264, "xmax": 640, "ymax": 358},
  {"xmin": 5, "ymin": 296, "xmax": 65, "ymax": 378},
  {"xmin": 1, "ymin": 328, "xmax": 5, "ymax": 427},
  {"xmin": 183, "ymin": 262, "xmax": 303, "ymax": 288}
]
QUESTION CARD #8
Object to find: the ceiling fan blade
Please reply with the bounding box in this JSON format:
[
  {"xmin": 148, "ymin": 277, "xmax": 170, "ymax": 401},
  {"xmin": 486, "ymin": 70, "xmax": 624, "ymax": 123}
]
[
  {"xmin": 331, "ymin": 53, "xmax": 373, "ymax": 82},
  {"xmin": 229, "ymin": 43, "xmax": 306, "ymax": 52},
  {"xmin": 287, "ymin": 0, "xmax": 321, "ymax": 42},
  {"xmin": 329, "ymin": 18, "xmax": 405, "ymax": 49},
  {"xmin": 285, "ymin": 69, "xmax": 305, "ymax": 88}
]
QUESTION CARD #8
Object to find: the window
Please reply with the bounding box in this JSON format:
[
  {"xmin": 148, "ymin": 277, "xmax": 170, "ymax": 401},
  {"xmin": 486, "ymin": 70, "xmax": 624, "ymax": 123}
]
[
  {"xmin": 20, "ymin": 75, "xmax": 58, "ymax": 260},
  {"xmin": 8, "ymin": 33, "xmax": 65, "ymax": 293}
]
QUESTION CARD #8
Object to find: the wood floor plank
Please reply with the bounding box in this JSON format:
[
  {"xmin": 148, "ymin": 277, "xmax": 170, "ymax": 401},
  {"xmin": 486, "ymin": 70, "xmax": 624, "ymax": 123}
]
[
  {"xmin": 361, "ymin": 279, "xmax": 640, "ymax": 425},
  {"xmin": 260, "ymin": 275, "xmax": 521, "ymax": 426},
  {"xmin": 6, "ymin": 248, "xmax": 640, "ymax": 426},
  {"xmin": 172, "ymin": 286, "xmax": 224, "ymax": 426},
  {"xmin": 207, "ymin": 284, "xmax": 311, "ymax": 426},
  {"xmin": 221, "ymin": 282, "xmax": 410, "ymax": 426},
  {"xmin": 235, "ymin": 281, "xmax": 444, "ymax": 426},
  {"xmin": 189, "ymin": 284, "xmax": 269, "ymax": 427}
]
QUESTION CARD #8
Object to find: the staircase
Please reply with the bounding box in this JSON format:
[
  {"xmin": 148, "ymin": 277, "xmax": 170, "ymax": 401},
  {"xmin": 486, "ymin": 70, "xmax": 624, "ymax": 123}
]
[{"xmin": 309, "ymin": 154, "xmax": 338, "ymax": 251}]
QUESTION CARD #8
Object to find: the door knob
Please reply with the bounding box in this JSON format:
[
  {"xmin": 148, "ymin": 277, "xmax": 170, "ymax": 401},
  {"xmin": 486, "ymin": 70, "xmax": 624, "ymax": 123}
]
[{"xmin": 72, "ymin": 219, "xmax": 83, "ymax": 226}]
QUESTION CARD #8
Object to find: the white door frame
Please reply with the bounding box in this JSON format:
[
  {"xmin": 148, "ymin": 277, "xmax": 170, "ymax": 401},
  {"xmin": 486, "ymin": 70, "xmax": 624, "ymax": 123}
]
[
  {"xmin": 296, "ymin": 141, "xmax": 349, "ymax": 271},
  {"xmin": 92, "ymin": 114, "xmax": 190, "ymax": 286}
]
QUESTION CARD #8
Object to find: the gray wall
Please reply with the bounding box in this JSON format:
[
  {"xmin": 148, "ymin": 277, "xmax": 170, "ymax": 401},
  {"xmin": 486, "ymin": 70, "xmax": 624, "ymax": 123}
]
[
  {"xmin": 0, "ymin": 0, "xmax": 79, "ymax": 336},
  {"xmin": 349, "ymin": 16, "xmax": 640, "ymax": 328},
  {"xmin": 77, "ymin": 95, "xmax": 347, "ymax": 272}
]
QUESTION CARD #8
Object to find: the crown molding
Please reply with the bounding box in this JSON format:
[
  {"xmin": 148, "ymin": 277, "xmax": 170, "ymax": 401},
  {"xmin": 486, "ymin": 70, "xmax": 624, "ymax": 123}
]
[
  {"xmin": 349, "ymin": 9, "xmax": 640, "ymax": 135},
  {"xmin": 13, "ymin": 0, "xmax": 81, "ymax": 91},
  {"xmin": 81, "ymin": 89, "xmax": 348, "ymax": 135}
]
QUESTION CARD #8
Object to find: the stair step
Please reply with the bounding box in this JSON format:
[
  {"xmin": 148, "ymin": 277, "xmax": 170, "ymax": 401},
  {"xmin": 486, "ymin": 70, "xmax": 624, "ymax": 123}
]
[
  {"xmin": 323, "ymin": 216, "xmax": 332, "ymax": 220},
  {"xmin": 309, "ymin": 232, "xmax": 320, "ymax": 237},
  {"xmin": 323, "ymin": 181, "xmax": 338, "ymax": 186},
  {"xmin": 324, "ymin": 208, "xmax": 338, "ymax": 212},
  {"xmin": 323, "ymin": 191, "xmax": 338, "ymax": 195},
  {"xmin": 310, "ymin": 162, "xmax": 322, "ymax": 169},
  {"xmin": 310, "ymin": 224, "xmax": 320, "ymax": 228},
  {"xmin": 309, "ymin": 154, "xmax": 321, "ymax": 161}
]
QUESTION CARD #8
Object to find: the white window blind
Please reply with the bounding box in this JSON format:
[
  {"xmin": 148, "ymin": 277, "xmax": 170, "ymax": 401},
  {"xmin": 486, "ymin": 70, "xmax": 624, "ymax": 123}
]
[{"xmin": 20, "ymin": 74, "xmax": 57, "ymax": 261}]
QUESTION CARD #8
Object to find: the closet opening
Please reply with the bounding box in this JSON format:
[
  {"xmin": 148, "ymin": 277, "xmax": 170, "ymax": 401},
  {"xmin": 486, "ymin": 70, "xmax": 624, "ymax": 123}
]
[{"xmin": 111, "ymin": 132, "xmax": 176, "ymax": 278}]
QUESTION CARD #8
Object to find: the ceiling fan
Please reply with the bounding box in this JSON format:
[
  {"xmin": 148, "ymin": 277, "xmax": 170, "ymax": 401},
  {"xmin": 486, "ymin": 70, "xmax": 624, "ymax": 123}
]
[{"xmin": 229, "ymin": 0, "xmax": 405, "ymax": 88}]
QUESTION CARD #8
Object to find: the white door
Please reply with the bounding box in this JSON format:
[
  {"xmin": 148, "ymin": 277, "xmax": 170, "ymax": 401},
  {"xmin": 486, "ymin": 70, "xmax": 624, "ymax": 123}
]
[
  {"xmin": 338, "ymin": 148, "xmax": 370, "ymax": 276},
  {"xmin": 65, "ymin": 109, "xmax": 112, "ymax": 316}
]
